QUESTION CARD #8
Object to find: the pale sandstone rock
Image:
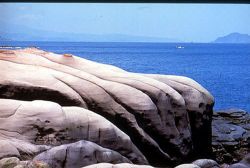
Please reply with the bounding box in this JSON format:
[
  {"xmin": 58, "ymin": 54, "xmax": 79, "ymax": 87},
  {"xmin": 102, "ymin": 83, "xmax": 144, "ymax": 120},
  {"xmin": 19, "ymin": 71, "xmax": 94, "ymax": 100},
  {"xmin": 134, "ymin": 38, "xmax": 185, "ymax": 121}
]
[
  {"xmin": 0, "ymin": 140, "xmax": 20, "ymax": 158},
  {"xmin": 34, "ymin": 140, "xmax": 131, "ymax": 168},
  {"xmin": 0, "ymin": 48, "xmax": 214, "ymax": 166},
  {"xmin": 175, "ymin": 163, "xmax": 200, "ymax": 168},
  {"xmin": 0, "ymin": 99, "xmax": 146, "ymax": 165}
]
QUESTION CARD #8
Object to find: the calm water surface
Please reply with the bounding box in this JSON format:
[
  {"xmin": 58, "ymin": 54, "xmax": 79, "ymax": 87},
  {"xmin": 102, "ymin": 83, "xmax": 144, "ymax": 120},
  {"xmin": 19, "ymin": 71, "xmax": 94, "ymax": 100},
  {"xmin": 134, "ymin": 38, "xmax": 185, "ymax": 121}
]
[{"xmin": 1, "ymin": 41, "xmax": 250, "ymax": 112}]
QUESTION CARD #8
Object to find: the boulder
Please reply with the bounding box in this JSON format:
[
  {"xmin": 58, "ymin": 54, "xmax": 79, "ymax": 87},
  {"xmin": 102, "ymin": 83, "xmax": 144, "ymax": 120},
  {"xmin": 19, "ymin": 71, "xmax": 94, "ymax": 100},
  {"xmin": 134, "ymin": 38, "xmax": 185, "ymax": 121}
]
[
  {"xmin": 192, "ymin": 159, "xmax": 219, "ymax": 168},
  {"xmin": 34, "ymin": 140, "xmax": 131, "ymax": 168},
  {"xmin": 0, "ymin": 48, "xmax": 214, "ymax": 167},
  {"xmin": 175, "ymin": 164, "xmax": 200, "ymax": 168},
  {"xmin": 0, "ymin": 157, "xmax": 20, "ymax": 168},
  {"xmin": 0, "ymin": 99, "xmax": 146, "ymax": 164}
]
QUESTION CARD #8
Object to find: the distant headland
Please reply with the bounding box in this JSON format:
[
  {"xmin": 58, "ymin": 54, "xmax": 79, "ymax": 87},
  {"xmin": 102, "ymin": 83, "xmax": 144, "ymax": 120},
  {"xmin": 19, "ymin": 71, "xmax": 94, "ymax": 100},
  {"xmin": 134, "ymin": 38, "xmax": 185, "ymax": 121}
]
[{"xmin": 212, "ymin": 32, "xmax": 250, "ymax": 44}]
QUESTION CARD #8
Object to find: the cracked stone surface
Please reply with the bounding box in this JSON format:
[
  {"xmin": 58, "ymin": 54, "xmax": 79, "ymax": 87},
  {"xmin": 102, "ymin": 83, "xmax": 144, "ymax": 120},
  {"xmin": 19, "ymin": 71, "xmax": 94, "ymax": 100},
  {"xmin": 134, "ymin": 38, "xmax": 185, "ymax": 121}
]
[
  {"xmin": 0, "ymin": 48, "xmax": 214, "ymax": 167},
  {"xmin": 212, "ymin": 109, "xmax": 250, "ymax": 164}
]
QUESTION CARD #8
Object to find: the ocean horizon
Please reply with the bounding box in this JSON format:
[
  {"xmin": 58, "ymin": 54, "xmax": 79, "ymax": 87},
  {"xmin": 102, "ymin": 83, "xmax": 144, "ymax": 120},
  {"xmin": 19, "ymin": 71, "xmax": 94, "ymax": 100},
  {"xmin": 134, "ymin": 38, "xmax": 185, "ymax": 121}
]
[{"xmin": 1, "ymin": 41, "xmax": 250, "ymax": 112}]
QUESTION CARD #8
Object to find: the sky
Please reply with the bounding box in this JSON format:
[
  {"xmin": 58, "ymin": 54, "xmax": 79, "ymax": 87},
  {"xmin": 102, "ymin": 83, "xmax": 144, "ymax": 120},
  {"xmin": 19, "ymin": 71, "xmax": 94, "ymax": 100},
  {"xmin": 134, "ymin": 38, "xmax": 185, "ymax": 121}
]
[{"xmin": 0, "ymin": 3, "xmax": 250, "ymax": 42}]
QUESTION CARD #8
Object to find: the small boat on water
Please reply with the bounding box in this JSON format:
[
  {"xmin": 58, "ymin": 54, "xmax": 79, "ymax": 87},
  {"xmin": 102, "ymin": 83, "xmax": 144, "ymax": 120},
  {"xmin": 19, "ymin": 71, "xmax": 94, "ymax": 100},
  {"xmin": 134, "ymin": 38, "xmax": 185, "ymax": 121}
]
[{"xmin": 176, "ymin": 46, "xmax": 185, "ymax": 49}]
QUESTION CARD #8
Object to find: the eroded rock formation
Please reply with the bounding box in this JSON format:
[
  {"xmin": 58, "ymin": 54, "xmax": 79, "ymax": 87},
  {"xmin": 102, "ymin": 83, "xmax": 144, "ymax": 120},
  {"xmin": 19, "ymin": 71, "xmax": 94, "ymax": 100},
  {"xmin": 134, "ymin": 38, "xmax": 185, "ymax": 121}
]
[{"xmin": 0, "ymin": 48, "xmax": 214, "ymax": 167}]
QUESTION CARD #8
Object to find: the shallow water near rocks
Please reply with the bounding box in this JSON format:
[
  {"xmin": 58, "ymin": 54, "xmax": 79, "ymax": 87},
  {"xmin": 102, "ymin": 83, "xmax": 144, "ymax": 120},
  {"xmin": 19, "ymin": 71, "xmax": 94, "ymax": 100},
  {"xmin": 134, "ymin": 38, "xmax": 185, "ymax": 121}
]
[{"xmin": 1, "ymin": 41, "xmax": 250, "ymax": 112}]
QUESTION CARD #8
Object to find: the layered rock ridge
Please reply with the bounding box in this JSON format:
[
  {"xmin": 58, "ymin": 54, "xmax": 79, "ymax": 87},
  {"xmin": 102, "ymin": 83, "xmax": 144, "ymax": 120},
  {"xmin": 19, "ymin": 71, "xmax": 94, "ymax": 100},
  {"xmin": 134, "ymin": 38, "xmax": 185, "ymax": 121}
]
[{"xmin": 0, "ymin": 48, "xmax": 214, "ymax": 167}]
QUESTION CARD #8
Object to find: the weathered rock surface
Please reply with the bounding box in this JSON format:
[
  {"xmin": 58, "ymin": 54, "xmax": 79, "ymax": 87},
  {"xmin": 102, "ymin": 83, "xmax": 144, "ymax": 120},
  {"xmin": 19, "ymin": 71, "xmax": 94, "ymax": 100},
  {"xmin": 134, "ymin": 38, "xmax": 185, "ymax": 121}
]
[
  {"xmin": 0, "ymin": 48, "xmax": 214, "ymax": 167},
  {"xmin": 34, "ymin": 140, "xmax": 131, "ymax": 168},
  {"xmin": 0, "ymin": 99, "xmax": 145, "ymax": 164},
  {"xmin": 174, "ymin": 158, "xmax": 220, "ymax": 168},
  {"xmin": 212, "ymin": 109, "xmax": 250, "ymax": 164},
  {"xmin": 192, "ymin": 159, "xmax": 219, "ymax": 168},
  {"xmin": 0, "ymin": 157, "xmax": 20, "ymax": 168}
]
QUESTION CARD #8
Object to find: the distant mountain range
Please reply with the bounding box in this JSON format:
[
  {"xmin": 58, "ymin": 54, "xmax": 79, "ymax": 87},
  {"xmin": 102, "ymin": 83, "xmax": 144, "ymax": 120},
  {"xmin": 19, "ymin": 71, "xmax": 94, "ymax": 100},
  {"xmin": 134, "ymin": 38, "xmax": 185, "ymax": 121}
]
[
  {"xmin": 1, "ymin": 22, "xmax": 250, "ymax": 43},
  {"xmin": 213, "ymin": 33, "xmax": 250, "ymax": 43},
  {"xmin": 0, "ymin": 22, "xmax": 180, "ymax": 43}
]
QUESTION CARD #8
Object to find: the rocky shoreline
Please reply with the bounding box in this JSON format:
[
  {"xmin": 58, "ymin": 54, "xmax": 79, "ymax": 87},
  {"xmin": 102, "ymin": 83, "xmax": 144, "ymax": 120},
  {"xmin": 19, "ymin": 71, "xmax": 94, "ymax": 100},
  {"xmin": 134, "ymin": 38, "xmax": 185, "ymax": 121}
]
[
  {"xmin": 212, "ymin": 109, "xmax": 250, "ymax": 165},
  {"xmin": 0, "ymin": 48, "xmax": 249, "ymax": 168}
]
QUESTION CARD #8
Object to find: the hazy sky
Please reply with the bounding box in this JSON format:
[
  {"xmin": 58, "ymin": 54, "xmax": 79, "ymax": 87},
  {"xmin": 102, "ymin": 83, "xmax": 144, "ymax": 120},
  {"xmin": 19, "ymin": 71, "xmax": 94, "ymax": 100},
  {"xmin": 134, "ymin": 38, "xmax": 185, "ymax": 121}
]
[{"xmin": 1, "ymin": 3, "xmax": 250, "ymax": 42}]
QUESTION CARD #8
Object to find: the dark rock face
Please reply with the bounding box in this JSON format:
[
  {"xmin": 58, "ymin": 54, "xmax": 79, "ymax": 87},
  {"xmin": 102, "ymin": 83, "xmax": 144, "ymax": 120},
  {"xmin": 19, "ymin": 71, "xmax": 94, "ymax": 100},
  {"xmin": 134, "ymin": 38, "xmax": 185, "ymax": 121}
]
[
  {"xmin": 0, "ymin": 48, "xmax": 215, "ymax": 167},
  {"xmin": 212, "ymin": 109, "xmax": 250, "ymax": 164}
]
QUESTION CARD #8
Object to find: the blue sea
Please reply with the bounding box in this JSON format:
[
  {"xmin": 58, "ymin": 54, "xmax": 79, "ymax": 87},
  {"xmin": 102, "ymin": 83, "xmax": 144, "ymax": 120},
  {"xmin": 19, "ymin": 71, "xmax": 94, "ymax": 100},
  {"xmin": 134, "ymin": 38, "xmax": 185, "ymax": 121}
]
[{"xmin": 1, "ymin": 41, "xmax": 250, "ymax": 112}]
